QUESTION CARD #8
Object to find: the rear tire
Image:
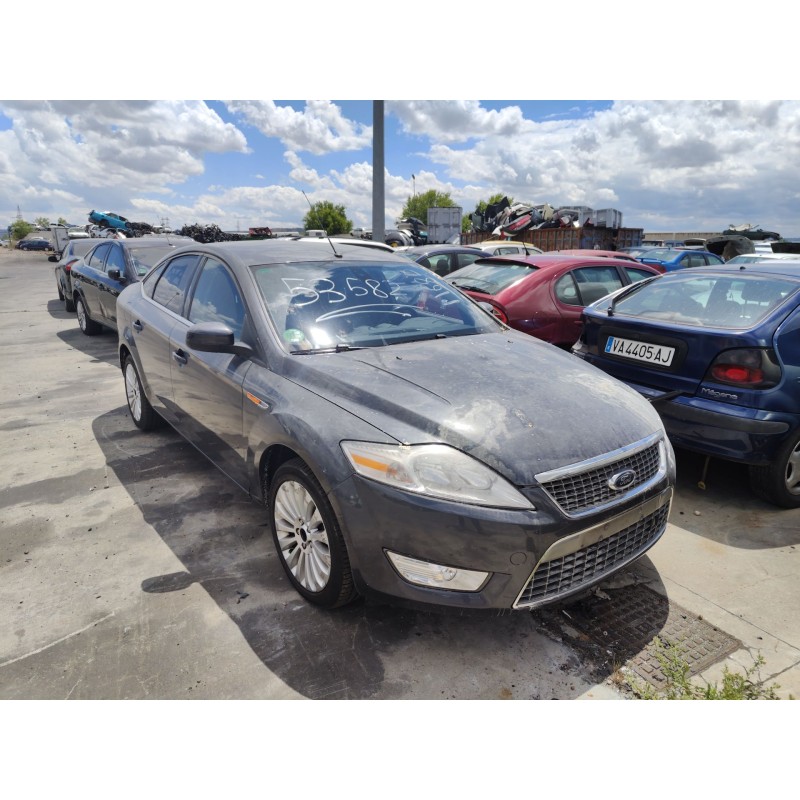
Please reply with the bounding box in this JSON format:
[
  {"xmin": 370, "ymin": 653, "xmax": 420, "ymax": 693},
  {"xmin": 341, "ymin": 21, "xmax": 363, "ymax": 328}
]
[
  {"xmin": 266, "ymin": 458, "xmax": 358, "ymax": 608},
  {"xmin": 748, "ymin": 431, "xmax": 800, "ymax": 508},
  {"xmin": 56, "ymin": 277, "xmax": 64, "ymax": 301},
  {"xmin": 76, "ymin": 296, "xmax": 102, "ymax": 335},
  {"xmin": 64, "ymin": 293, "xmax": 75, "ymax": 312}
]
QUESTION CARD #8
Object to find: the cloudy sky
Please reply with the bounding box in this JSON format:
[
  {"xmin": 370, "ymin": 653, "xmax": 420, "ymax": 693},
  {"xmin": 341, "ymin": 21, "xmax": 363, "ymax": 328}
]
[{"xmin": 3, "ymin": 6, "xmax": 798, "ymax": 238}]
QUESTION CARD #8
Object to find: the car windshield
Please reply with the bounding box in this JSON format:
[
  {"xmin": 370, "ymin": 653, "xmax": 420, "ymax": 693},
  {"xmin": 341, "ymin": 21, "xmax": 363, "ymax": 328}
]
[
  {"xmin": 447, "ymin": 260, "xmax": 537, "ymax": 294},
  {"xmin": 640, "ymin": 248, "xmax": 678, "ymax": 260},
  {"xmin": 252, "ymin": 261, "xmax": 500, "ymax": 352},
  {"xmin": 128, "ymin": 245, "xmax": 182, "ymax": 277},
  {"xmin": 610, "ymin": 272, "xmax": 799, "ymax": 328}
]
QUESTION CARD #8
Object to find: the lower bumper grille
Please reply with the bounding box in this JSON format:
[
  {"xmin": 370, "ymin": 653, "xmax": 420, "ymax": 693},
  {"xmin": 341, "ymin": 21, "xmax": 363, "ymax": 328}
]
[{"xmin": 515, "ymin": 500, "xmax": 670, "ymax": 609}]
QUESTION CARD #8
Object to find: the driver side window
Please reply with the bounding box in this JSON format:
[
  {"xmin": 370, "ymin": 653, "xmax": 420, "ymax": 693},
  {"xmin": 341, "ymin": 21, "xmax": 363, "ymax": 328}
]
[{"xmin": 187, "ymin": 258, "xmax": 247, "ymax": 340}]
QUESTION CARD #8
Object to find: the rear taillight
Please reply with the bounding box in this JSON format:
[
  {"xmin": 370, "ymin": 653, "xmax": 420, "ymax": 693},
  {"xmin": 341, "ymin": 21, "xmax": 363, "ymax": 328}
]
[
  {"xmin": 706, "ymin": 348, "xmax": 780, "ymax": 389},
  {"xmin": 490, "ymin": 304, "xmax": 508, "ymax": 324},
  {"xmin": 64, "ymin": 258, "xmax": 79, "ymax": 273}
]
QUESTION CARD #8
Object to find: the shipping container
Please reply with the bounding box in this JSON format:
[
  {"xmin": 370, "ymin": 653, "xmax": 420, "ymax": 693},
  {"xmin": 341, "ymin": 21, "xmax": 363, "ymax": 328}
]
[
  {"xmin": 427, "ymin": 206, "xmax": 462, "ymax": 244},
  {"xmin": 595, "ymin": 208, "xmax": 623, "ymax": 228},
  {"xmin": 463, "ymin": 225, "xmax": 643, "ymax": 251}
]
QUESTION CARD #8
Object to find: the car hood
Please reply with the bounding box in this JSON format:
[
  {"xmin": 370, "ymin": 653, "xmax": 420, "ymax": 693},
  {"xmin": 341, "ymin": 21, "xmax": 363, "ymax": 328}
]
[{"xmin": 283, "ymin": 331, "xmax": 664, "ymax": 484}]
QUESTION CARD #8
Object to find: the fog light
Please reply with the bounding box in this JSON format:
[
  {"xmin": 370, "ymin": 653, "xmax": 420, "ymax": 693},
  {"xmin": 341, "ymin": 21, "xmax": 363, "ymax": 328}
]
[{"xmin": 386, "ymin": 551, "xmax": 489, "ymax": 592}]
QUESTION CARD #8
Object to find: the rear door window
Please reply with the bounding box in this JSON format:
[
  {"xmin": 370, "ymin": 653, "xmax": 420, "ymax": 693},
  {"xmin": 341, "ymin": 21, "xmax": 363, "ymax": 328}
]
[{"xmin": 151, "ymin": 255, "xmax": 200, "ymax": 314}]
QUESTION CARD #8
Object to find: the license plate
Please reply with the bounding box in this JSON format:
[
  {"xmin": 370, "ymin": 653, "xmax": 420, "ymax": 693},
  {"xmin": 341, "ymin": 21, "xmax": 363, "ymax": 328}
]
[{"xmin": 605, "ymin": 335, "xmax": 675, "ymax": 366}]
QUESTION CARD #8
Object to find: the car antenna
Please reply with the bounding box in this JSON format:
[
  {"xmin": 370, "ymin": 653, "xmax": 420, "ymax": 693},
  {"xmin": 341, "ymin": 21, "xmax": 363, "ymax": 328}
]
[{"xmin": 302, "ymin": 191, "xmax": 342, "ymax": 258}]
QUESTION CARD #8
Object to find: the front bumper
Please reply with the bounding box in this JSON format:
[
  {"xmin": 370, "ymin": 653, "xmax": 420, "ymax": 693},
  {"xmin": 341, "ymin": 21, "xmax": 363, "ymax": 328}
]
[{"xmin": 329, "ymin": 472, "xmax": 673, "ymax": 611}]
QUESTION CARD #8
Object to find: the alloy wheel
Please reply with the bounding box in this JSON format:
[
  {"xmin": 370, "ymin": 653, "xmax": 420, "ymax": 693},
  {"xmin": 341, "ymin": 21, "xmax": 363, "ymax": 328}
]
[{"xmin": 273, "ymin": 480, "xmax": 331, "ymax": 592}]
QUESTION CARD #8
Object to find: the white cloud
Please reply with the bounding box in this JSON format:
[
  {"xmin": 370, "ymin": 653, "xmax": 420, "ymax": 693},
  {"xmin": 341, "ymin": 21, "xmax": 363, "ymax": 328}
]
[{"xmin": 226, "ymin": 101, "xmax": 372, "ymax": 155}]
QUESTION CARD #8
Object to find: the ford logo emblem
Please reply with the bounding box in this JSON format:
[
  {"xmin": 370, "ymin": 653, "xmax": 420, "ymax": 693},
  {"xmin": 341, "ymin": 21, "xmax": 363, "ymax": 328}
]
[{"xmin": 608, "ymin": 469, "xmax": 637, "ymax": 491}]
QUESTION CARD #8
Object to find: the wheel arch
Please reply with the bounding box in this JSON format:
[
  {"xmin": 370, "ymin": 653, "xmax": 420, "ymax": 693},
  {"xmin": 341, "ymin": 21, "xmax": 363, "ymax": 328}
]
[{"xmin": 257, "ymin": 444, "xmax": 305, "ymax": 504}]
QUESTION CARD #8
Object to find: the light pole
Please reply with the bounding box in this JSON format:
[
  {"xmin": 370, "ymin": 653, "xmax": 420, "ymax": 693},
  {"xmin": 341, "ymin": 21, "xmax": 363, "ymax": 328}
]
[{"xmin": 412, "ymin": 174, "xmax": 416, "ymax": 197}]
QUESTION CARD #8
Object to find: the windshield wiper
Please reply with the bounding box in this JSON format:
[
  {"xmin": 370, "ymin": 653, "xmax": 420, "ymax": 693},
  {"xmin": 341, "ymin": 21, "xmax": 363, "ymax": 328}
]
[
  {"xmin": 607, "ymin": 275, "xmax": 660, "ymax": 316},
  {"xmin": 291, "ymin": 344, "xmax": 368, "ymax": 355}
]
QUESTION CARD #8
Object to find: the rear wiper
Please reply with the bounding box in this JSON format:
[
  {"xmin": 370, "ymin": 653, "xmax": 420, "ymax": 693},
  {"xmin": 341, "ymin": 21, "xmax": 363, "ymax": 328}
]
[
  {"xmin": 291, "ymin": 344, "xmax": 368, "ymax": 355},
  {"xmin": 451, "ymin": 282, "xmax": 488, "ymax": 292},
  {"xmin": 607, "ymin": 275, "xmax": 659, "ymax": 316}
]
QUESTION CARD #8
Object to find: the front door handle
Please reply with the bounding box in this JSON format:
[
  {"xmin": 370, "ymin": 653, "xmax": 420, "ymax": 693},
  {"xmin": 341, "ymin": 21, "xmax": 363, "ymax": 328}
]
[
  {"xmin": 173, "ymin": 349, "xmax": 188, "ymax": 366},
  {"xmin": 132, "ymin": 320, "xmax": 143, "ymax": 332}
]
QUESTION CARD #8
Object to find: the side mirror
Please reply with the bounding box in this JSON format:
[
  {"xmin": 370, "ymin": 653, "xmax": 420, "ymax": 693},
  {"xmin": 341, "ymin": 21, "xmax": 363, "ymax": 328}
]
[
  {"xmin": 186, "ymin": 321, "xmax": 253, "ymax": 357},
  {"xmin": 107, "ymin": 268, "xmax": 125, "ymax": 282}
]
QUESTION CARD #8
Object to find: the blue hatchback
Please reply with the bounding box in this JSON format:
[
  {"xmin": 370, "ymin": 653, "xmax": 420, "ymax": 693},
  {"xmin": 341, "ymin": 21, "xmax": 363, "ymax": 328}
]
[
  {"xmin": 637, "ymin": 247, "xmax": 724, "ymax": 272},
  {"xmin": 572, "ymin": 262, "xmax": 800, "ymax": 507}
]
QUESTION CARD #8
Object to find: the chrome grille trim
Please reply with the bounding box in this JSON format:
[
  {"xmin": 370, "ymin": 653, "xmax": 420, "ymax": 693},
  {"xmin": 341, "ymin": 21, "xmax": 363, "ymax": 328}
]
[
  {"xmin": 513, "ymin": 488, "xmax": 672, "ymax": 610},
  {"xmin": 535, "ymin": 432, "xmax": 666, "ymax": 518}
]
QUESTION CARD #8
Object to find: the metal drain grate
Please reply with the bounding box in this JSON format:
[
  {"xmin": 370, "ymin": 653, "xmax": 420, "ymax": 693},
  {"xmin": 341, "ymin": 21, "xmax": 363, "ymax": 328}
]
[{"xmin": 548, "ymin": 583, "xmax": 741, "ymax": 691}]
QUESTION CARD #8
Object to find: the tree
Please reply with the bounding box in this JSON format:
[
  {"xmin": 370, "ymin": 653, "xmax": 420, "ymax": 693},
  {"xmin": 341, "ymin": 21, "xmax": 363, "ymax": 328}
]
[
  {"xmin": 35, "ymin": 216, "xmax": 50, "ymax": 228},
  {"xmin": 57, "ymin": 217, "xmax": 68, "ymax": 226},
  {"xmin": 10, "ymin": 220, "xmax": 34, "ymax": 241},
  {"xmin": 303, "ymin": 201, "xmax": 352, "ymax": 236},
  {"xmin": 401, "ymin": 189, "xmax": 456, "ymax": 223}
]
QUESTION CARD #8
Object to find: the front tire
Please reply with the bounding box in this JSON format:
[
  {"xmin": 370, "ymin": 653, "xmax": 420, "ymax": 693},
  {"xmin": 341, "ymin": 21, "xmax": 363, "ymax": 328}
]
[
  {"xmin": 749, "ymin": 431, "xmax": 800, "ymax": 508},
  {"xmin": 123, "ymin": 355, "xmax": 161, "ymax": 431},
  {"xmin": 76, "ymin": 296, "xmax": 102, "ymax": 335},
  {"xmin": 267, "ymin": 459, "xmax": 357, "ymax": 608}
]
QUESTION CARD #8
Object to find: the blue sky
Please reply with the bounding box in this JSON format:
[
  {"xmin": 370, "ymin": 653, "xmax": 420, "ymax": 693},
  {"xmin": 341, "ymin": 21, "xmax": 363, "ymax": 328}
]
[{"xmin": 2, "ymin": 6, "xmax": 798, "ymax": 237}]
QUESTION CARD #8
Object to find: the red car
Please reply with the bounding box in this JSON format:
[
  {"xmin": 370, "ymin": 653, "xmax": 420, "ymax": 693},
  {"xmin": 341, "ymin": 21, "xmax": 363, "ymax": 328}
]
[
  {"xmin": 446, "ymin": 254, "xmax": 662, "ymax": 348},
  {"xmin": 553, "ymin": 248, "xmax": 663, "ymax": 270}
]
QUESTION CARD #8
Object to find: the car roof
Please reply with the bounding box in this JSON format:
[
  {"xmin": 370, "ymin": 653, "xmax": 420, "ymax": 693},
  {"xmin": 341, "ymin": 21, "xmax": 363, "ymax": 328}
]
[
  {"xmin": 289, "ymin": 236, "xmax": 395, "ymax": 252},
  {"xmin": 158, "ymin": 238, "xmax": 413, "ymax": 267},
  {"xmin": 554, "ymin": 249, "xmax": 639, "ymax": 261},
  {"xmin": 404, "ymin": 245, "xmax": 483, "ymax": 255},
  {"xmin": 472, "ymin": 253, "xmax": 659, "ymax": 271},
  {"xmin": 681, "ymin": 261, "xmax": 800, "ymax": 280},
  {"xmin": 90, "ymin": 235, "xmax": 195, "ymax": 249}
]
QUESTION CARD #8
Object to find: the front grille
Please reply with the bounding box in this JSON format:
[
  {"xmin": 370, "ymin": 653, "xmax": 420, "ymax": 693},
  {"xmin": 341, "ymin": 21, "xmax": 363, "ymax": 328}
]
[
  {"xmin": 515, "ymin": 502, "xmax": 669, "ymax": 609},
  {"xmin": 539, "ymin": 441, "xmax": 662, "ymax": 515}
]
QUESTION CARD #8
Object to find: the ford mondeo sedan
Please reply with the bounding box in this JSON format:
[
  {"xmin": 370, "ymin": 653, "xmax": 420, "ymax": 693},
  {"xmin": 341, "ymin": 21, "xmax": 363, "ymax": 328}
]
[{"xmin": 117, "ymin": 239, "xmax": 675, "ymax": 610}]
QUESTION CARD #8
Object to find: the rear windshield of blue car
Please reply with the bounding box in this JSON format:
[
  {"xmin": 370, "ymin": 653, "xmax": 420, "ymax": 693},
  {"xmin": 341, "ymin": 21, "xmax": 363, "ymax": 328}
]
[
  {"xmin": 251, "ymin": 261, "xmax": 500, "ymax": 352},
  {"xmin": 611, "ymin": 273, "xmax": 799, "ymax": 329}
]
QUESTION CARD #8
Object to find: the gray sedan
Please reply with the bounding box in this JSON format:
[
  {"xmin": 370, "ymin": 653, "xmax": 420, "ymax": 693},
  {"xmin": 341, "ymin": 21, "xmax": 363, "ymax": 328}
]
[{"xmin": 116, "ymin": 239, "xmax": 675, "ymax": 611}]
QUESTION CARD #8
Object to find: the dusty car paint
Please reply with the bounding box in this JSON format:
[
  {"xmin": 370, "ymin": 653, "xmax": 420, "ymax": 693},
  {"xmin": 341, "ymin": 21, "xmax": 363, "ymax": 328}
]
[{"xmin": 117, "ymin": 240, "xmax": 675, "ymax": 611}]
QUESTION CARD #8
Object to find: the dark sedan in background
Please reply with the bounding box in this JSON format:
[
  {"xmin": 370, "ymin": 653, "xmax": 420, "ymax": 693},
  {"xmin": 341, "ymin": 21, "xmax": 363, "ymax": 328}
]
[
  {"xmin": 396, "ymin": 244, "xmax": 487, "ymax": 276},
  {"xmin": 51, "ymin": 239, "xmax": 97, "ymax": 311},
  {"xmin": 116, "ymin": 239, "xmax": 674, "ymax": 612},
  {"xmin": 446, "ymin": 254, "xmax": 661, "ymax": 348},
  {"xmin": 573, "ymin": 261, "xmax": 800, "ymax": 507},
  {"xmin": 17, "ymin": 238, "xmax": 54, "ymax": 251},
  {"xmin": 72, "ymin": 236, "xmax": 194, "ymax": 335}
]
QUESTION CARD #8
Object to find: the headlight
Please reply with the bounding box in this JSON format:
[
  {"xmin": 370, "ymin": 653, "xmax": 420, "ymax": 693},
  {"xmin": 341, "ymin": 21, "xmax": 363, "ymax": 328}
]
[{"xmin": 341, "ymin": 441, "xmax": 534, "ymax": 509}]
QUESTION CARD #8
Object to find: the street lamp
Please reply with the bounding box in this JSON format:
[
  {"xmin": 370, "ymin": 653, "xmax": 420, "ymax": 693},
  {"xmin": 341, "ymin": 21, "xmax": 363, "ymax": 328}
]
[{"xmin": 412, "ymin": 174, "xmax": 416, "ymax": 197}]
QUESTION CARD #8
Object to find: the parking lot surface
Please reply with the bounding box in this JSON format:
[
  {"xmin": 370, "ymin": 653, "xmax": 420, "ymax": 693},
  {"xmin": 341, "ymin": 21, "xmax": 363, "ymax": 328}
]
[{"xmin": 2, "ymin": 249, "xmax": 799, "ymax": 699}]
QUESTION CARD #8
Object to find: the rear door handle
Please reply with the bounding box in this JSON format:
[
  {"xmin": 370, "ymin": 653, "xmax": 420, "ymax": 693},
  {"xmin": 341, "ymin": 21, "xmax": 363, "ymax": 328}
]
[
  {"xmin": 132, "ymin": 320, "xmax": 143, "ymax": 332},
  {"xmin": 173, "ymin": 350, "xmax": 188, "ymax": 366}
]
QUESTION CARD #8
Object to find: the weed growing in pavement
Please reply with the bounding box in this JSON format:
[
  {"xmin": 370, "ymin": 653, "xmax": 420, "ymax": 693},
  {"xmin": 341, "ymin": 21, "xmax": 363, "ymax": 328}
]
[{"xmin": 626, "ymin": 637, "xmax": 784, "ymax": 700}]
